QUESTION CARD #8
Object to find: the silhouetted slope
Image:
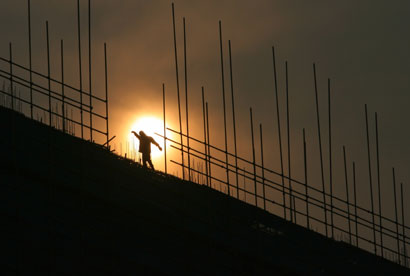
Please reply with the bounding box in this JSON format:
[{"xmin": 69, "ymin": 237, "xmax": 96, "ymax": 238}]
[{"xmin": 0, "ymin": 106, "xmax": 408, "ymax": 275}]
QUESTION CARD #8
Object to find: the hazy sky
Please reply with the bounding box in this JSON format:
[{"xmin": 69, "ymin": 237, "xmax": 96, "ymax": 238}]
[{"xmin": 0, "ymin": 0, "xmax": 409, "ymax": 248}]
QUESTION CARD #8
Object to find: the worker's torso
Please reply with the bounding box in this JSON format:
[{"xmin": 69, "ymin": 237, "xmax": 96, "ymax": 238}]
[{"xmin": 139, "ymin": 137, "xmax": 151, "ymax": 154}]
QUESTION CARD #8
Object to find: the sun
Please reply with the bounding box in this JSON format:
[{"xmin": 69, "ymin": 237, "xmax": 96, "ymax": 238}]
[{"xmin": 130, "ymin": 116, "xmax": 165, "ymax": 159}]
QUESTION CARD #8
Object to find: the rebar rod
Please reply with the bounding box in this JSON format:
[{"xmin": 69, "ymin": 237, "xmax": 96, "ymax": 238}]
[
  {"xmin": 77, "ymin": 0, "xmax": 84, "ymax": 139},
  {"xmin": 206, "ymin": 102, "xmax": 211, "ymax": 187},
  {"xmin": 286, "ymin": 61, "xmax": 293, "ymax": 222},
  {"xmin": 303, "ymin": 129, "xmax": 309, "ymax": 229},
  {"xmin": 328, "ymin": 78, "xmax": 334, "ymax": 238},
  {"xmin": 272, "ymin": 46, "xmax": 286, "ymax": 220},
  {"xmin": 28, "ymin": 0, "xmax": 33, "ymax": 118},
  {"xmin": 375, "ymin": 112, "xmax": 384, "ymax": 256},
  {"xmin": 343, "ymin": 146, "xmax": 352, "ymax": 244},
  {"xmin": 61, "ymin": 40, "xmax": 65, "ymax": 133},
  {"xmin": 171, "ymin": 3, "xmax": 184, "ymax": 179},
  {"xmin": 250, "ymin": 108, "xmax": 257, "ymax": 206},
  {"xmin": 183, "ymin": 17, "xmax": 191, "ymax": 181},
  {"xmin": 9, "ymin": 43, "xmax": 13, "ymax": 110},
  {"xmin": 46, "ymin": 21, "xmax": 51, "ymax": 126},
  {"xmin": 104, "ymin": 43, "xmax": 109, "ymax": 147},
  {"xmin": 218, "ymin": 21, "xmax": 230, "ymax": 195},
  {"xmin": 260, "ymin": 123, "xmax": 266, "ymax": 210},
  {"xmin": 400, "ymin": 183, "xmax": 407, "ymax": 266},
  {"xmin": 163, "ymin": 83, "xmax": 167, "ymax": 173},
  {"xmin": 313, "ymin": 63, "xmax": 328, "ymax": 237},
  {"xmin": 88, "ymin": 0, "xmax": 93, "ymax": 141},
  {"xmin": 202, "ymin": 87, "xmax": 208, "ymax": 186},
  {"xmin": 228, "ymin": 40, "xmax": 239, "ymax": 199},
  {"xmin": 393, "ymin": 168, "xmax": 401, "ymax": 264},
  {"xmin": 365, "ymin": 104, "xmax": 377, "ymax": 254}
]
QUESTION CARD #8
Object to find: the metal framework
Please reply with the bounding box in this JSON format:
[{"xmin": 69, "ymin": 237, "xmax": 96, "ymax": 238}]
[
  {"xmin": 160, "ymin": 5, "xmax": 409, "ymax": 267},
  {"xmin": 156, "ymin": 125, "xmax": 409, "ymax": 267},
  {"xmin": 0, "ymin": 0, "xmax": 408, "ymax": 270},
  {"xmin": 0, "ymin": 53, "xmax": 109, "ymax": 146}
]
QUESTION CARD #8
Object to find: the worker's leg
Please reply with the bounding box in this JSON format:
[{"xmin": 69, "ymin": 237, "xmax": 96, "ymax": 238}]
[
  {"xmin": 142, "ymin": 154, "xmax": 148, "ymax": 167},
  {"xmin": 148, "ymin": 158, "xmax": 155, "ymax": 170}
]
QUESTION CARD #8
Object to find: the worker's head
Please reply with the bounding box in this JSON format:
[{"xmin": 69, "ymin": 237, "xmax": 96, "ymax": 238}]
[{"xmin": 139, "ymin": 130, "xmax": 146, "ymax": 137}]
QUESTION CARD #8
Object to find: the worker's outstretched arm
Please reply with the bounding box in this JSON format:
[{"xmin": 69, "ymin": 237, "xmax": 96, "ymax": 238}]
[
  {"xmin": 131, "ymin": 131, "xmax": 140, "ymax": 140},
  {"xmin": 151, "ymin": 138, "xmax": 162, "ymax": 151}
]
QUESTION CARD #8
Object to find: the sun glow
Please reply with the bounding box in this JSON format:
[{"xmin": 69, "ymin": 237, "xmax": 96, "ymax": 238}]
[{"xmin": 130, "ymin": 116, "xmax": 165, "ymax": 159}]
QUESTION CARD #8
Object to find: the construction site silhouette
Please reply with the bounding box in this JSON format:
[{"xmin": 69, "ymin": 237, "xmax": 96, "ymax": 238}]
[{"xmin": 0, "ymin": 0, "xmax": 409, "ymax": 275}]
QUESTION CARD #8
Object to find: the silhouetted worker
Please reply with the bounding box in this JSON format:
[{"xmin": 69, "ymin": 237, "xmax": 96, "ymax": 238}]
[{"xmin": 131, "ymin": 130, "xmax": 162, "ymax": 169}]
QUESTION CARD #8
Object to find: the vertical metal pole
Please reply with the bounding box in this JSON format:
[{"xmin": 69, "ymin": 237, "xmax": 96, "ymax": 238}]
[
  {"xmin": 400, "ymin": 183, "xmax": 407, "ymax": 266},
  {"xmin": 65, "ymin": 108, "xmax": 68, "ymax": 130},
  {"xmin": 365, "ymin": 104, "xmax": 377, "ymax": 254},
  {"xmin": 343, "ymin": 146, "xmax": 352, "ymax": 245},
  {"xmin": 303, "ymin": 128, "xmax": 309, "ymax": 229},
  {"xmin": 375, "ymin": 112, "xmax": 384, "ymax": 257},
  {"xmin": 1, "ymin": 81, "xmax": 3, "ymax": 105},
  {"xmin": 228, "ymin": 40, "xmax": 239, "ymax": 199},
  {"xmin": 71, "ymin": 109, "xmax": 74, "ymax": 135},
  {"xmin": 286, "ymin": 61, "xmax": 293, "ymax": 222},
  {"xmin": 353, "ymin": 162, "xmax": 359, "ymax": 247},
  {"xmin": 57, "ymin": 103, "xmax": 60, "ymax": 129},
  {"xmin": 61, "ymin": 40, "xmax": 65, "ymax": 133},
  {"xmin": 171, "ymin": 3, "xmax": 184, "ymax": 179},
  {"xmin": 218, "ymin": 21, "xmax": 230, "ymax": 196},
  {"xmin": 183, "ymin": 17, "xmax": 191, "ymax": 181},
  {"xmin": 46, "ymin": 21, "xmax": 52, "ymax": 126},
  {"xmin": 9, "ymin": 43, "xmax": 13, "ymax": 110},
  {"xmin": 328, "ymin": 78, "xmax": 334, "ymax": 238},
  {"xmin": 20, "ymin": 89, "xmax": 22, "ymax": 112},
  {"xmin": 206, "ymin": 102, "xmax": 211, "ymax": 187},
  {"xmin": 393, "ymin": 168, "xmax": 401, "ymax": 264},
  {"xmin": 163, "ymin": 83, "xmax": 167, "ymax": 174},
  {"xmin": 28, "ymin": 0, "xmax": 33, "ymax": 118},
  {"xmin": 259, "ymin": 124, "xmax": 266, "ymax": 210},
  {"xmin": 78, "ymin": 0, "xmax": 84, "ymax": 139},
  {"xmin": 249, "ymin": 108, "xmax": 257, "ymax": 206},
  {"xmin": 272, "ymin": 47, "xmax": 286, "ymax": 220},
  {"xmin": 88, "ymin": 0, "xmax": 93, "ymax": 141},
  {"xmin": 104, "ymin": 43, "xmax": 109, "ymax": 147},
  {"xmin": 313, "ymin": 64, "xmax": 328, "ymax": 237},
  {"xmin": 202, "ymin": 87, "xmax": 208, "ymax": 186}
]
